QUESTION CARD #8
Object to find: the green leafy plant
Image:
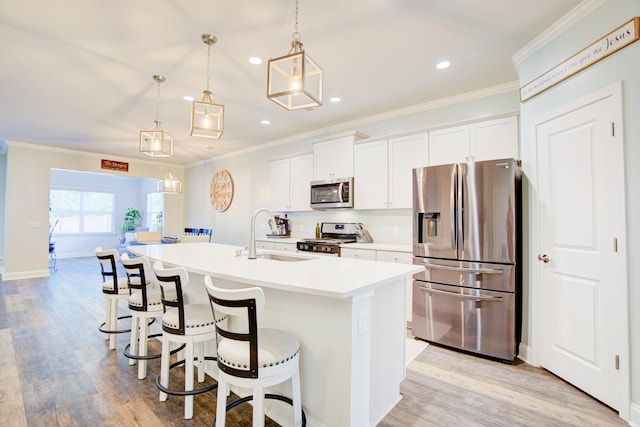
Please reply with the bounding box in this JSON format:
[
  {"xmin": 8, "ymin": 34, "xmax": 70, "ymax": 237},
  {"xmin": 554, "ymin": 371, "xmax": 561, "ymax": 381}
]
[{"xmin": 121, "ymin": 207, "xmax": 142, "ymax": 235}]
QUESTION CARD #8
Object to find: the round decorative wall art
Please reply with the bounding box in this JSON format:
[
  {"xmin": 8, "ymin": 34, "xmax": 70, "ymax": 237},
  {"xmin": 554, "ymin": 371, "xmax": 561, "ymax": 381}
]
[{"xmin": 210, "ymin": 169, "xmax": 233, "ymax": 212}]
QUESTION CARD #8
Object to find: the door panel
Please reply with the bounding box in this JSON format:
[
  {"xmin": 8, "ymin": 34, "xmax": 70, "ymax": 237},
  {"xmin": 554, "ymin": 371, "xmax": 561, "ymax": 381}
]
[
  {"xmin": 413, "ymin": 164, "xmax": 457, "ymax": 259},
  {"xmin": 459, "ymin": 159, "xmax": 518, "ymax": 264},
  {"xmin": 536, "ymin": 90, "xmax": 625, "ymax": 411}
]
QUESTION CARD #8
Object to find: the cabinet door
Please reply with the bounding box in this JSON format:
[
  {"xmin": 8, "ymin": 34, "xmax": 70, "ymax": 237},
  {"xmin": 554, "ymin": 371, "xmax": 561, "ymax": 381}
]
[
  {"xmin": 388, "ymin": 133, "xmax": 428, "ymax": 209},
  {"xmin": 274, "ymin": 242, "xmax": 296, "ymax": 252},
  {"xmin": 313, "ymin": 141, "xmax": 334, "ymax": 180},
  {"xmin": 376, "ymin": 250, "xmax": 413, "ymax": 324},
  {"xmin": 332, "ymin": 136, "xmax": 354, "ymax": 178},
  {"xmin": 289, "ymin": 154, "xmax": 313, "ymax": 211},
  {"xmin": 256, "ymin": 241, "xmax": 275, "ymax": 250},
  {"xmin": 428, "ymin": 125, "xmax": 470, "ymax": 165},
  {"xmin": 341, "ymin": 247, "xmax": 376, "ymax": 260},
  {"xmin": 269, "ymin": 158, "xmax": 291, "ymax": 211},
  {"xmin": 470, "ymin": 116, "xmax": 519, "ymax": 161},
  {"xmin": 313, "ymin": 136, "xmax": 354, "ymax": 180},
  {"xmin": 354, "ymin": 140, "xmax": 388, "ymax": 209}
]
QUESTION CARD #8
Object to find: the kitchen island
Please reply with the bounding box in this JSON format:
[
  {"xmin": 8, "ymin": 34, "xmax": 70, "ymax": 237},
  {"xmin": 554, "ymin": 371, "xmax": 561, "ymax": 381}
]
[{"xmin": 129, "ymin": 242, "xmax": 421, "ymax": 427}]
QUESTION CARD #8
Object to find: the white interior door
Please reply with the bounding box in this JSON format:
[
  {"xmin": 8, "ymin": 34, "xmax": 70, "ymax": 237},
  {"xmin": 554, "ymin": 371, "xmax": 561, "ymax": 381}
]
[{"xmin": 535, "ymin": 85, "xmax": 627, "ymax": 413}]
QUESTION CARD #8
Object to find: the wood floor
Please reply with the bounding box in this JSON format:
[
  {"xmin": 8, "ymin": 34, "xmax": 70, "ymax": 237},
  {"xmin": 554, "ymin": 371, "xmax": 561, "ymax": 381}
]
[{"xmin": 0, "ymin": 257, "xmax": 626, "ymax": 427}]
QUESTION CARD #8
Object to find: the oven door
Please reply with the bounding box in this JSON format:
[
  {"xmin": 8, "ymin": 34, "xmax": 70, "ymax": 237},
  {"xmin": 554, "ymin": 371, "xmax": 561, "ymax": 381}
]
[{"xmin": 412, "ymin": 280, "xmax": 516, "ymax": 361}]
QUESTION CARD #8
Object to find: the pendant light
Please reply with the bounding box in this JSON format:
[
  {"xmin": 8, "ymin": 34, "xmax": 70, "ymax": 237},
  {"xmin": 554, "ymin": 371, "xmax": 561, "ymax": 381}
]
[
  {"xmin": 267, "ymin": 0, "xmax": 322, "ymax": 110},
  {"xmin": 157, "ymin": 169, "xmax": 182, "ymax": 194},
  {"xmin": 140, "ymin": 75, "xmax": 174, "ymax": 157},
  {"xmin": 190, "ymin": 34, "xmax": 224, "ymax": 139}
]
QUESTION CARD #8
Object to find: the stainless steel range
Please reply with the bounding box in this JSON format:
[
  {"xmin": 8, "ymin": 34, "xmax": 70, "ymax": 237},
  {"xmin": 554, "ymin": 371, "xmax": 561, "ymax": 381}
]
[{"xmin": 297, "ymin": 222, "xmax": 371, "ymax": 256}]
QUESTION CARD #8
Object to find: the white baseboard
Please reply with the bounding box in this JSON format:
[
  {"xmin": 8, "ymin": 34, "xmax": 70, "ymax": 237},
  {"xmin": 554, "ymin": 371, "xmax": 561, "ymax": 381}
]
[
  {"xmin": 1, "ymin": 269, "xmax": 50, "ymax": 281},
  {"xmin": 629, "ymin": 402, "xmax": 640, "ymax": 427},
  {"xmin": 56, "ymin": 251, "xmax": 94, "ymax": 259},
  {"xmin": 517, "ymin": 342, "xmax": 537, "ymax": 366}
]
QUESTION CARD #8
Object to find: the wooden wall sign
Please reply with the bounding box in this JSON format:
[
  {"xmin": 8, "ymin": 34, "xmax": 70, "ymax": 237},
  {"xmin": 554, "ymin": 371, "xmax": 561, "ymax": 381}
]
[
  {"xmin": 520, "ymin": 17, "xmax": 640, "ymax": 102},
  {"xmin": 101, "ymin": 159, "xmax": 129, "ymax": 172}
]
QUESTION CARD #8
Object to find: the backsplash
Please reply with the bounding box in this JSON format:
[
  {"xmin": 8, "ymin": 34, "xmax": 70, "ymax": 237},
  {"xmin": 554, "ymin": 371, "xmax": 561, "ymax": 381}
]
[{"xmin": 277, "ymin": 209, "xmax": 413, "ymax": 244}]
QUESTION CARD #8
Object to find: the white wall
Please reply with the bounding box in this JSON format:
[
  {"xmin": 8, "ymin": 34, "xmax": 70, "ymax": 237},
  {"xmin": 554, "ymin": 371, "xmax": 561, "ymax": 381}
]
[
  {"xmin": 1, "ymin": 142, "xmax": 184, "ymax": 280},
  {"xmin": 516, "ymin": 0, "xmax": 640, "ymax": 420}
]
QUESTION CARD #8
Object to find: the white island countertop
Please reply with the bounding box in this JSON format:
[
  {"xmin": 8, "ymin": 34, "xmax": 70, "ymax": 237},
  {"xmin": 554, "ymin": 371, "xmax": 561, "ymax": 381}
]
[{"xmin": 129, "ymin": 242, "xmax": 421, "ymax": 299}]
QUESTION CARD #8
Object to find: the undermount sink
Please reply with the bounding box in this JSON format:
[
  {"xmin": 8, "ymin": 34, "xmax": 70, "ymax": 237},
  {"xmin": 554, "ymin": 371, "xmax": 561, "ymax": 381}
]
[{"xmin": 257, "ymin": 253, "xmax": 312, "ymax": 262}]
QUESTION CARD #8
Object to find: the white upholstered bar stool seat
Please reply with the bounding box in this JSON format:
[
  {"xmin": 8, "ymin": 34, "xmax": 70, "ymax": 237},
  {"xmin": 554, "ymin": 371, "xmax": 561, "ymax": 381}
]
[
  {"xmin": 204, "ymin": 276, "xmax": 304, "ymax": 427},
  {"xmin": 153, "ymin": 261, "xmax": 220, "ymax": 420},
  {"xmin": 120, "ymin": 254, "xmax": 165, "ymax": 380},
  {"xmin": 95, "ymin": 246, "xmax": 131, "ymax": 350}
]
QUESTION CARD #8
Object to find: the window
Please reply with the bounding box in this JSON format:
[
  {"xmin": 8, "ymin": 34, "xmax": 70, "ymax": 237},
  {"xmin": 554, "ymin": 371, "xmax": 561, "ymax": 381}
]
[
  {"xmin": 146, "ymin": 192, "xmax": 164, "ymax": 232},
  {"xmin": 50, "ymin": 189, "xmax": 115, "ymax": 234}
]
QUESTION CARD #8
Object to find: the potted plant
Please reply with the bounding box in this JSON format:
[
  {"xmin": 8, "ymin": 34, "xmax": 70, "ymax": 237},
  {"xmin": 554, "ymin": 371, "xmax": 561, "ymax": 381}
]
[{"xmin": 121, "ymin": 207, "xmax": 142, "ymax": 236}]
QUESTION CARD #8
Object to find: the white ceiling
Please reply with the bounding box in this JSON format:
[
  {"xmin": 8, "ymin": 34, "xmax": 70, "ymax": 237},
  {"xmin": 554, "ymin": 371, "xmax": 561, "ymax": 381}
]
[{"xmin": 0, "ymin": 0, "xmax": 582, "ymax": 165}]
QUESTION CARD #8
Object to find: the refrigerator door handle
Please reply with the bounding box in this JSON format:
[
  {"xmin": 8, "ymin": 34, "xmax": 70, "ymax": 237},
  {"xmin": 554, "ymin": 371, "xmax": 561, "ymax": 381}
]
[
  {"xmin": 450, "ymin": 169, "xmax": 456, "ymax": 250},
  {"xmin": 416, "ymin": 261, "xmax": 503, "ymax": 275},
  {"xmin": 419, "ymin": 286, "xmax": 504, "ymax": 302}
]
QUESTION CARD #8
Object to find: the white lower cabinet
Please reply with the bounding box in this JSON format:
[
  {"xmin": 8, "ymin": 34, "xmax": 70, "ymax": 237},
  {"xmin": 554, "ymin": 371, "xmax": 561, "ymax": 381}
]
[
  {"xmin": 256, "ymin": 241, "xmax": 275, "ymax": 250},
  {"xmin": 340, "ymin": 247, "xmax": 377, "ymax": 260},
  {"xmin": 341, "ymin": 248, "xmax": 414, "ymax": 324},
  {"xmin": 375, "ymin": 251, "xmax": 414, "ymax": 325},
  {"xmin": 274, "ymin": 242, "xmax": 296, "ymax": 252}
]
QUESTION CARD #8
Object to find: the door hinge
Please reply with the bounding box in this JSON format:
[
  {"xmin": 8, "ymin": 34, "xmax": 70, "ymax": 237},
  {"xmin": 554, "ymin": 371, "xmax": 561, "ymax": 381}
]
[
  {"xmin": 615, "ymin": 355, "xmax": 620, "ymax": 370},
  {"xmin": 613, "ymin": 237, "xmax": 618, "ymax": 252},
  {"xmin": 611, "ymin": 122, "xmax": 615, "ymax": 137}
]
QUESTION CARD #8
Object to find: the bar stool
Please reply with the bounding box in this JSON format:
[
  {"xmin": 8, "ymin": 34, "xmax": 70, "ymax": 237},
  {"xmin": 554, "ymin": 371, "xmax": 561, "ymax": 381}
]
[
  {"xmin": 152, "ymin": 261, "xmax": 219, "ymax": 420},
  {"xmin": 204, "ymin": 275, "xmax": 305, "ymax": 427},
  {"xmin": 95, "ymin": 247, "xmax": 131, "ymax": 350},
  {"xmin": 120, "ymin": 253, "xmax": 164, "ymax": 380}
]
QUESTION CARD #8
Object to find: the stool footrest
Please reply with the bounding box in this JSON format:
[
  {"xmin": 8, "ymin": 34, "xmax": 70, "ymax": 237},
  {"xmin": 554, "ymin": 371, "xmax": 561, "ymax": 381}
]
[
  {"xmin": 155, "ymin": 356, "xmax": 217, "ymax": 397},
  {"xmin": 98, "ymin": 314, "xmax": 132, "ymax": 334},
  {"xmin": 123, "ymin": 333, "xmax": 183, "ymax": 361},
  {"xmin": 213, "ymin": 393, "xmax": 306, "ymax": 427}
]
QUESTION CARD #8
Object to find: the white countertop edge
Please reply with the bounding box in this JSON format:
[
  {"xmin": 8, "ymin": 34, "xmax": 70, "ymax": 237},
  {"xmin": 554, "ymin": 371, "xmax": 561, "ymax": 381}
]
[{"xmin": 128, "ymin": 243, "xmax": 421, "ymax": 300}]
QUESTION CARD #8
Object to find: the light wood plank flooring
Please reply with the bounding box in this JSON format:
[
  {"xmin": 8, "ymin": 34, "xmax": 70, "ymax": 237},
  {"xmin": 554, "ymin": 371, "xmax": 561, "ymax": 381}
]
[{"xmin": 0, "ymin": 257, "xmax": 626, "ymax": 426}]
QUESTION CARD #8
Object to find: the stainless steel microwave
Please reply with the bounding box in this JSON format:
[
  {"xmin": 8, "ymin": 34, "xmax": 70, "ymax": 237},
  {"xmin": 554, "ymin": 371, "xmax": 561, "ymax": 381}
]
[{"xmin": 310, "ymin": 177, "xmax": 354, "ymax": 209}]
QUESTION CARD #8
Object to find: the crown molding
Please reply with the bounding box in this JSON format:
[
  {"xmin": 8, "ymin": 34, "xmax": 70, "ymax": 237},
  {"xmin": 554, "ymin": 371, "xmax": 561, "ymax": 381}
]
[{"xmin": 512, "ymin": 0, "xmax": 606, "ymax": 69}]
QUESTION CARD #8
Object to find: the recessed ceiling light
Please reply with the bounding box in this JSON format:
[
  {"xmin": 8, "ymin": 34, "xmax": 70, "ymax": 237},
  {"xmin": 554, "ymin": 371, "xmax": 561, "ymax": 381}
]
[
  {"xmin": 183, "ymin": 95, "xmax": 194, "ymax": 102},
  {"xmin": 436, "ymin": 61, "xmax": 451, "ymax": 70},
  {"xmin": 249, "ymin": 57, "xmax": 263, "ymax": 65},
  {"xmin": 261, "ymin": 120, "xmax": 271, "ymax": 125},
  {"xmin": 330, "ymin": 97, "xmax": 341, "ymax": 103}
]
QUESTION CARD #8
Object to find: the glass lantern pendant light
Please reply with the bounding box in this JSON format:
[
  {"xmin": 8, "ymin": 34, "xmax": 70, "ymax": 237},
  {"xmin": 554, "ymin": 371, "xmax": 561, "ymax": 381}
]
[
  {"xmin": 140, "ymin": 75, "xmax": 174, "ymax": 157},
  {"xmin": 267, "ymin": 0, "xmax": 322, "ymax": 110},
  {"xmin": 190, "ymin": 34, "xmax": 224, "ymax": 139},
  {"xmin": 157, "ymin": 169, "xmax": 182, "ymax": 194}
]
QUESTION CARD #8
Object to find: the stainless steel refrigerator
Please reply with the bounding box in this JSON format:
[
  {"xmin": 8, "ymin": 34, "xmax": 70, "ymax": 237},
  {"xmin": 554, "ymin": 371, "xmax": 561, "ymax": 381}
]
[{"xmin": 412, "ymin": 158, "xmax": 521, "ymax": 362}]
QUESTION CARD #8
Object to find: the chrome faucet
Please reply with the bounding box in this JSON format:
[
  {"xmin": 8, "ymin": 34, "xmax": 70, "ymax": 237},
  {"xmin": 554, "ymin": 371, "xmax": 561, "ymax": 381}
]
[{"xmin": 248, "ymin": 208, "xmax": 277, "ymax": 259}]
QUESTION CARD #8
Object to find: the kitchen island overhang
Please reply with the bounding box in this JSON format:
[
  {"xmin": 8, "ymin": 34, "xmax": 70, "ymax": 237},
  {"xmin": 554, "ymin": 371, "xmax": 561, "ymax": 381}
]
[{"xmin": 130, "ymin": 242, "xmax": 422, "ymax": 427}]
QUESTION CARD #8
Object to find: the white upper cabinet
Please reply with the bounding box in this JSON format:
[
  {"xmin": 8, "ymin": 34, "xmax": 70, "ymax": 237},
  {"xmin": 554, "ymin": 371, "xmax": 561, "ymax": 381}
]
[
  {"xmin": 269, "ymin": 153, "xmax": 313, "ymax": 212},
  {"xmin": 388, "ymin": 133, "xmax": 429, "ymax": 208},
  {"xmin": 428, "ymin": 125, "xmax": 469, "ymax": 166},
  {"xmin": 428, "ymin": 115, "xmax": 519, "ymax": 165},
  {"xmin": 313, "ymin": 133, "xmax": 367, "ymax": 180},
  {"xmin": 354, "ymin": 132, "xmax": 428, "ymax": 209},
  {"xmin": 354, "ymin": 139, "xmax": 388, "ymax": 209},
  {"xmin": 470, "ymin": 116, "xmax": 519, "ymax": 161}
]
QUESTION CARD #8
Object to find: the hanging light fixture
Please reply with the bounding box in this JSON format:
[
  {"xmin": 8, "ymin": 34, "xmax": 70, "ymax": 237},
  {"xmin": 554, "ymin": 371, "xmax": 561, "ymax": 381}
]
[
  {"xmin": 267, "ymin": 0, "xmax": 322, "ymax": 110},
  {"xmin": 190, "ymin": 34, "xmax": 224, "ymax": 139},
  {"xmin": 157, "ymin": 169, "xmax": 182, "ymax": 194},
  {"xmin": 140, "ymin": 75, "xmax": 174, "ymax": 157}
]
